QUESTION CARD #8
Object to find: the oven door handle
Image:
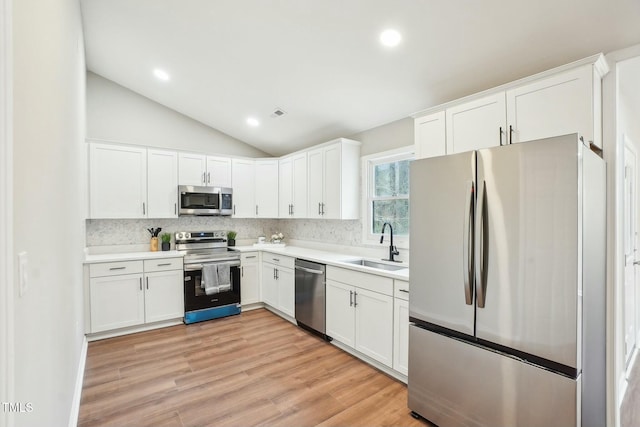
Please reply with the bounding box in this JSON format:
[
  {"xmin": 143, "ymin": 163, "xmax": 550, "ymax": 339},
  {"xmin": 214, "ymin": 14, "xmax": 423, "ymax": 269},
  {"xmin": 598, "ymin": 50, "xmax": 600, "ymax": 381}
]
[{"xmin": 184, "ymin": 260, "xmax": 241, "ymax": 271}]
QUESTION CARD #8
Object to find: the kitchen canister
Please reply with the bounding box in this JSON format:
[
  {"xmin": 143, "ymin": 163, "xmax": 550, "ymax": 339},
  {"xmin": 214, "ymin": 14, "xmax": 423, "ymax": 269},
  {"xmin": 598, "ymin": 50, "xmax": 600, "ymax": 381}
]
[{"xmin": 150, "ymin": 237, "xmax": 159, "ymax": 252}]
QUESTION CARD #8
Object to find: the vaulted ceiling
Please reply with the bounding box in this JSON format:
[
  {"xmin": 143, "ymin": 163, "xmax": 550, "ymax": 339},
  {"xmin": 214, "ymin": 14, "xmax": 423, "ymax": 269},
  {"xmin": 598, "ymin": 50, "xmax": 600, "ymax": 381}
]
[{"xmin": 81, "ymin": 0, "xmax": 640, "ymax": 156}]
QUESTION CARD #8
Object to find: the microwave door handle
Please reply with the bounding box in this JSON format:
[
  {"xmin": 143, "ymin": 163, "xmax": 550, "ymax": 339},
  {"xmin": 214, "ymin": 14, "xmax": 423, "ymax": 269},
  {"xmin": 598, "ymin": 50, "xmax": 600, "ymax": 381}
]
[{"xmin": 463, "ymin": 180, "xmax": 474, "ymax": 306}]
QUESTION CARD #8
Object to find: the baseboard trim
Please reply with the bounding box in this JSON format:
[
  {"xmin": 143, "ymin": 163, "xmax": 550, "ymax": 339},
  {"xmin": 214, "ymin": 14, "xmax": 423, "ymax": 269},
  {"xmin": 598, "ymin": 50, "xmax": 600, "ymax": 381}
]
[
  {"xmin": 68, "ymin": 337, "xmax": 87, "ymax": 427},
  {"xmin": 330, "ymin": 339, "xmax": 407, "ymax": 384}
]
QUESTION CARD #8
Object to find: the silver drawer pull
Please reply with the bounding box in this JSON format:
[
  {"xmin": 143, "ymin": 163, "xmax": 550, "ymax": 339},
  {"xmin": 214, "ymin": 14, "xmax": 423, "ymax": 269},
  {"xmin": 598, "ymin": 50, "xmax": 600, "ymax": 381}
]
[
  {"xmin": 157, "ymin": 263, "xmax": 171, "ymax": 267},
  {"xmin": 246, "ymin": 255, "xmax": 256, "ymax": 259},
  {"xmin": 272, "ymin": 258, "xmax": 280, "ymax": 262},
  {"xmin": 399, "ymin": 289, "xmax": 409, "ymax": 293},
  {"xmin": 109, "ymin": 266, "xmax": 126, "ymax": 271}
]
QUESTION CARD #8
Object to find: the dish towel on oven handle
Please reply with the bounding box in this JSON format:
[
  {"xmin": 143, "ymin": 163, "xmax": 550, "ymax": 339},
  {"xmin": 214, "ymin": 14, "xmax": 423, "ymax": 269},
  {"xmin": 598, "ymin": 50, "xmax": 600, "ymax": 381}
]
[
  {"xmin": 216, "ymin": 262, "xmax": 231, "ymax": 293},
  {"xmin": 202, "ymin": 264, "xmax": 220, "ymax": 295}
]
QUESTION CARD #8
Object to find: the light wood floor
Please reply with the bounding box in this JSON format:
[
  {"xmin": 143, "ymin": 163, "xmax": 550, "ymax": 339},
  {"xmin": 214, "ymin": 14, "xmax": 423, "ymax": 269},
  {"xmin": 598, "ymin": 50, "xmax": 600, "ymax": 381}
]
[{"xmin": 78, "ymin": 309, "xmax": 427, "ymax": 427}]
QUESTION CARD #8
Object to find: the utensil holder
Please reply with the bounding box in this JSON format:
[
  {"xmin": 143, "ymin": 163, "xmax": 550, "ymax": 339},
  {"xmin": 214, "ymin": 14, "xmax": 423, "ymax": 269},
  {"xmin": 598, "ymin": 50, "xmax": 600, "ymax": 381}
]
[{"xmin": 150, "ymin": 237, "xmax": 159, "ymax": 252}]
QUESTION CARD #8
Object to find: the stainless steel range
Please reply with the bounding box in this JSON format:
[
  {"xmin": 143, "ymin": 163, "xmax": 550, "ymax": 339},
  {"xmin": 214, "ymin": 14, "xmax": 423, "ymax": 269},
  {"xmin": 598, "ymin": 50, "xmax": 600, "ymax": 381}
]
[{"xmin": 175, "ymin": 230, "xmax": 241, "ymax": 324}]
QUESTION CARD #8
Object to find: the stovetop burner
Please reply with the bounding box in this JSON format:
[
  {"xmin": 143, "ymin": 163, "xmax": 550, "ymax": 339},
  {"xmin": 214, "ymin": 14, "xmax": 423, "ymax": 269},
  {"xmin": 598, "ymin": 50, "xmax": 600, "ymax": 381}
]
[{"xmin": 175, "ymin": 230, "xmax": 239, "ymax": 262}]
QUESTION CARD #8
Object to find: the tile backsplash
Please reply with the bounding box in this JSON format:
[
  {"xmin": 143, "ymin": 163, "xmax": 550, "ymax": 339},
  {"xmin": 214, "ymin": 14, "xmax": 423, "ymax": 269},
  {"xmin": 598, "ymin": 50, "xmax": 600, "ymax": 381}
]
[{"xmin": 86, "ymin": 218, "xmax": 363, "ymax": 247}]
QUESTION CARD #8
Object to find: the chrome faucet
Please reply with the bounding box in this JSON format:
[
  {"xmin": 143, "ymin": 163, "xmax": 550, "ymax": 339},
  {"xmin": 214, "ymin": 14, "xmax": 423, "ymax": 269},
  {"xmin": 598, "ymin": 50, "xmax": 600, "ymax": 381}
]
[{"xmin": 380, "ymin": 222, "xmax": 401, "ymax": 262}]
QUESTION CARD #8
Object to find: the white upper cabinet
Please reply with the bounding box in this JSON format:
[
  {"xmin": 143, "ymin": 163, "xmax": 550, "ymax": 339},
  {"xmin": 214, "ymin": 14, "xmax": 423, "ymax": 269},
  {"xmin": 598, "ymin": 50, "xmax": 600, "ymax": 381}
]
[
  {"xmin": 446, "ymin": 92, "xmax": 506, "ymax": 154},
  {"xmin": 413, "ymin": 54, "xmax": 608, "ymax": 154},
  {"xmin": 178, "ymin": 153, "xmax": 232, "ymax": 187},
  {"xmin": 231, "ymin": 158, "xmax": 255, "ymax": 218},
  {"xmin": 506, "ymin": 65, "xmax": 596, "ymax": 146},
  {"xmin": 255, "ymin": 159, "xmax": 279, "ymax": 218},
  {"xmin": 307, "ymin": 139, "xmax": 360, "ymax": 220},
  {"xmin": 147, "ymin": 149, "xmax": 178, "ymax": 218},
  {"xmin": 414, "ymin": 111, "xmax": 446, "ymax": 159},
  {"xmin": 279, "ymin": 152, "xmax": 308, "ymax": 218},
  {"xmin": 206, "ymin": 156, "xmax": 232, "ymax": 187},
  {"xmin": 89, "ymin": 143, "xmax": 147, "ymax": 219}
]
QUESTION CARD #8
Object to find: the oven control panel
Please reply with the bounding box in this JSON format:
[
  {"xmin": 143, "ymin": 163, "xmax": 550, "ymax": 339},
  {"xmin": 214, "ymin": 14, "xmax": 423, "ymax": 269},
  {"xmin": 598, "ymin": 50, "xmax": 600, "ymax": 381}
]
[{"xmin": 175, "ymin": 230, "xmax": 227, "ymax": 241}]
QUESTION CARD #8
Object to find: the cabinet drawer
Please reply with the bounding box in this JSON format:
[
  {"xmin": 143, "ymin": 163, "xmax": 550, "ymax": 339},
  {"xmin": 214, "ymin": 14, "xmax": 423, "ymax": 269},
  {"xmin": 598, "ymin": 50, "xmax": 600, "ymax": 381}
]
[
  {"xmin": 90, "ymin": 260, "xmax": 144, "ymax": 278},
  {"xmin": 394, "ymin": 280, "xmax": 410, "ymax": 301},
  {"xmin": 327, "ymin": 266, "xmax": 393, "ymax": 296},
  {"xmin": 263, "ymin": 253, "xmax": 295, "ymax": 269},
  {"xmin": 241, "ymin": 252, "xmax": 259, "ymax": 264},
  {"xmin": 143, "ymin": 257, "xmax": 183, "ymax": 272}
]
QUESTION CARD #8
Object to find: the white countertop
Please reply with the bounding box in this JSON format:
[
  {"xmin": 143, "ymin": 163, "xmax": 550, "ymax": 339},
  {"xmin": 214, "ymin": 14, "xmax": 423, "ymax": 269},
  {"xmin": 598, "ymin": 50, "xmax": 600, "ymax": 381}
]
[
  {"xmin": 231, "ymin": 245, "xmax": 409, "ymax": 281},
  {"xmin": 84, "ymin": 250, "xmax": 183, "ymax": 264}
]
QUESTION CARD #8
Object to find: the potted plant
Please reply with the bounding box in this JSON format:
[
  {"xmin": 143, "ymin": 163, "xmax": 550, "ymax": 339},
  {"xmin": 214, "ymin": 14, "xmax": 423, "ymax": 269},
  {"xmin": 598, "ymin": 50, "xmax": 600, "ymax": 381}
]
[
  {"xmin": 227, "ymin": 231, "xmax": 237, "ymax": 247},
  {"xmin": 160, "ymin": 232, "xmax": 171, "ymax": 251}
]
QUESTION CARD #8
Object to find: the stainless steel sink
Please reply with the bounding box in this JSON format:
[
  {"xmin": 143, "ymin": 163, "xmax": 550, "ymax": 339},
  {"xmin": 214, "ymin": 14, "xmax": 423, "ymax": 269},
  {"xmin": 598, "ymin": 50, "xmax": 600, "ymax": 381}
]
[{"xmin": 342, "ymin": 259, "xmax": 407, "ymax": 271}]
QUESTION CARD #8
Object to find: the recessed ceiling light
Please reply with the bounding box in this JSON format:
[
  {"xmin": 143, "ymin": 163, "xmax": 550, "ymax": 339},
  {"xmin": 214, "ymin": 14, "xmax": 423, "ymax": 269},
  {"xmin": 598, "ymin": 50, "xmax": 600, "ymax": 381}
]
[
  {"xmin": 380, "ymin": 29, "xmax": 402, "ymax": 47},
  {"xmin": 246, "ymin": 117, "xmax": 260, "ymax": 127},
  {"xmin": 153, "ymin": 69, "xmax": 170, "ymax": 81}
]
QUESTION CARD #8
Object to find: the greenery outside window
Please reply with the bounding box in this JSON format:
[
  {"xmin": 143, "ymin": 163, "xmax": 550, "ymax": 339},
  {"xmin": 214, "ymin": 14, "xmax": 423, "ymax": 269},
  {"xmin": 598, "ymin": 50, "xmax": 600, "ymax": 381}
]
[{"xmin": 362, "ymin": 147, "xmax": 414, "ymax": 247}]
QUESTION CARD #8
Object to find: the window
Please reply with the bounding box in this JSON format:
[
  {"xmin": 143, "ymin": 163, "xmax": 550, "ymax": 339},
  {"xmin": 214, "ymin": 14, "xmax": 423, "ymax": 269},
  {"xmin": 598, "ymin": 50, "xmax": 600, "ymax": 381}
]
[{"xmin": 362, "ymin": 147, "xmax": 414, "ymax": 247}]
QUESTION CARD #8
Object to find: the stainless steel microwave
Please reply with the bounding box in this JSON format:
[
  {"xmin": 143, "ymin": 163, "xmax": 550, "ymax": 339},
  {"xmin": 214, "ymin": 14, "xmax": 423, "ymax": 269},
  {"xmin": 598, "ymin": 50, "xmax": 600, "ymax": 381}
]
[{"xmin": 178, "ymin": 185, "xmax": 233, "ymax": 216}]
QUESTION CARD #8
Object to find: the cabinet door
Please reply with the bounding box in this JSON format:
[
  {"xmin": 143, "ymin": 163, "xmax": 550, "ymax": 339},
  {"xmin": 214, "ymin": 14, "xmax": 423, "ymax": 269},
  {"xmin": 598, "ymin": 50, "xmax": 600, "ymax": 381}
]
[
  {"xmin": 90, "ymin": 273, "xmax": 145, "ymax": 332},
  {"xmin": 291, "ymin": 152, "xmax": 308, "ymax": 218},
  {"xmin": 354, "ymin": 287, "xmax": 393, "ymax": 367},
  {"xmin": 178, "ymin": 152, "xmax": 207, "ymax": 186},
  {"xmin": 278, "ymin": 157, "xmax": 293, "ymax": 218},
  {"xmin": 90, "ymin": 143, "xmax": 147, "ymax": 219},
  {"xmin": 255, "ymin": 159, "xmax": 279, "ymax": 218},
  {"xmin": 147, "ymin": 149, "xmax": 178, "ymax": 218},
  {"xmin": 393, "ymin": 298, "xmax": 409, "ymax": 375},
  {"xmin": 276, "ymin": 267, "xmax": 295, "ymax": 318},
  {"xmin": 322, "ymin": 144, "xmax": 342, "ymax": 219},
  {"xmin": 415, "ymin": 111, "xmax": 446, "ymax": 159},
  {"xmin": 241, "ymin": 254, "xmax": 260, "ymax": 305},
  {"xmin": 446, "ymin": 92, "xmax": 506, "ymax": 154},
  {"xmin": 261, "ymin": 264, "xmax": 278, "ymax": 307},
  {"xmin": 144, "ymin": 270, "xmax": 184, "ymax": 323},
  {"xmin": 231, "ymin": 159, "xmax": 255, "ymax": 218},
  {"xmin": 206, "ymin": 156, "xmax": 232, "ymax": 187},
  {"xmin": 326, "ymin": 280, "xmax": 355, "ymax": 347},
  {"xmin": 307, "ymin": 147, "xmax": 324, "ymax": 219},
  {"xmin": 506, "ymin": 65, "xmax": 593, "ymax": 145}
]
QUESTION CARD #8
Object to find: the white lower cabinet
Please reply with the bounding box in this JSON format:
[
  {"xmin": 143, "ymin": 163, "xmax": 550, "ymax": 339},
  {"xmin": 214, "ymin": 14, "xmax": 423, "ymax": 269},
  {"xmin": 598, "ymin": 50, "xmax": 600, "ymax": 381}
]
[
  {"xmin": 261, "ymin": 254, "xmax": 295, "ymax": 318},
  {"xmin": 393, "ymin": 279, "xmax": 410, "ymax": 376},
  {"xmin": 326, "ymin": 266, "xmax": 394, "ymax": 368},
  {"xmin": 89, "ymin": 257, "xmax": 184, "ymax": 334},
  {"xmin": 240, "ymin": 252, "xmax": 260, "ymax": 306}
]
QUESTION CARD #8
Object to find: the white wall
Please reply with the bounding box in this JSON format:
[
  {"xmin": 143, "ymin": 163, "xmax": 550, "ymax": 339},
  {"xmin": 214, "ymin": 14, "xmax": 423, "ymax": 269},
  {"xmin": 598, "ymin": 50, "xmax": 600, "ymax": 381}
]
[
  {"xmin": 86, "ymin": 72, "xmax": 268, "ymax": 157},
  {"xmin": 12, "ymin": 0, "xmax": 86, "ymax": 425},
  {"xmin": 349, "ymin": 117, "xmax": 414, "ymax": 156}
]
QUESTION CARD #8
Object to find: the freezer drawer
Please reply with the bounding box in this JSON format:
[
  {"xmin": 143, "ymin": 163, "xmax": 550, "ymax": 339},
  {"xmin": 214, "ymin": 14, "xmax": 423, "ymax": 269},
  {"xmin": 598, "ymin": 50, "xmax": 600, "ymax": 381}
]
[{"xmin": 408, "ymin": 325, "xmax": 579, "ymax": 427}]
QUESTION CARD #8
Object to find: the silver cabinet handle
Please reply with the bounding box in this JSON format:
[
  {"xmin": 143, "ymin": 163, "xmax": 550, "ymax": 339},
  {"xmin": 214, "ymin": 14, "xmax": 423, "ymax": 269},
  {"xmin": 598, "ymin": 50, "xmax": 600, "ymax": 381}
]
[
  {"xmin": 318, "ymin": 202, "xmax": 321, "ymax": 215},
  {"xmin": 157, "ymin": 263, "xmax": 171, "ymax": 267},
  {"xmin": 499, "ymin": 126, "xmax": 503, "ymax": 146},
  {"xmin": 272, "ymin": 258, "xmax": 280, "ymax": 262},
  {"xmin": 291, "ymin": 204, "xmax": 294, "ymax": 216},
  {"xmin": 321, "ymin": 203, "xmax": 325, "ymax": 215},
  {"xmin": 142, "ymin": 203, "xmax": 146, "ymax": 215},
  {"xmin": 349, "ymin": 290, "xmax": 353, "ymax": 307},
  {"xmin": 475, "ymin": 179, "xmax": 488, "ymax": 308},
  {"xmin": 174, "ymin": 203, "xmax": 177, "ymax": 215},
  {"xmin": 233, "ymin": 205, "xmax": 236, "ymax": 215},
  {"xmin": 246, "ymin": 255, "xmax": 256, "ymax": 259},
  {"xmin": 241, "ymin": 266, "xmax": 244, "ymax": 277},
  {"xmin": 109, "ymin": 266, "xmax": 126, "ymax": 271},
  {"xmin": 207, "ymin": 172, "xmax": 211, "ymax": 184},
  {"xmin": 139, "ymin": 277, "xmax": 142, "ymax": 291},
  {"xmin": 399, "ymin": 289, "xmax": 409, "ymax": 293},
  {"xmin": 353, "ymin": 291, "xmax": 358, "ymax": 307},
  {"xmin": 634, "ymin": 261, "xmax": 640, "ymax": 266},
  {"xmin": 256, "ymin": 205, "xmax": 259, "ymax": 216},
  {"xmin": 146, "ymin": 277, "xmax": 149, "ymax": 290},
  {"xmin": 202, "ymin": 172, "xmax": 206, "ymax": 184},
  {"xmin": 509, "ymin": 125, "xmax": 514, "ymax": 144},
  {"xmin": 463, "ymin": 180, "xmax": 474, "ymax": 306}
]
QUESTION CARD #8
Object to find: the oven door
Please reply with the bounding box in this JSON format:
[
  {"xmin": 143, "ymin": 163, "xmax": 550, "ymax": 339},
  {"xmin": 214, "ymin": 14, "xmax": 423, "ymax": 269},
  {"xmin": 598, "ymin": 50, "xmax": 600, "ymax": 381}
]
[
  {"xmin": 183, "ymin": 261, "xmax": 241, "ymax": 312},
  {"xmin": 179, "ymin": 185, "xmax": 221, "ymax": 216}
]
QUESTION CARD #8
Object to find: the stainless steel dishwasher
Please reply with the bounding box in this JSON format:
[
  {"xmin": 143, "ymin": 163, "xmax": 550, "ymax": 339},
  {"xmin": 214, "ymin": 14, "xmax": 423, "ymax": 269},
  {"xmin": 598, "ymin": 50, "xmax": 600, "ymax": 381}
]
[{"xmin": 294, "ymin": 258, "xmax": 329, "ymax": 340}]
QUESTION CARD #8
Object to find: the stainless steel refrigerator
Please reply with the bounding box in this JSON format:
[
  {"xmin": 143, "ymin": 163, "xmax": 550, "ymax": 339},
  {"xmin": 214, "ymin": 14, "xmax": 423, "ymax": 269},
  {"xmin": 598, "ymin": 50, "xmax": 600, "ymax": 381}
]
[{"xmin": 408, "ymin": 134, "xmax": 606, "ymax": 427}]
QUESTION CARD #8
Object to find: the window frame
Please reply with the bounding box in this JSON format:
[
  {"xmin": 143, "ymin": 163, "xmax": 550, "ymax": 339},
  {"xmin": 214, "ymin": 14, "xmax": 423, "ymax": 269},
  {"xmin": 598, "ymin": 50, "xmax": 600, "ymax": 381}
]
[{"xmin": 361, "ymin": 146, "xmax": 414, "ymax": 248}]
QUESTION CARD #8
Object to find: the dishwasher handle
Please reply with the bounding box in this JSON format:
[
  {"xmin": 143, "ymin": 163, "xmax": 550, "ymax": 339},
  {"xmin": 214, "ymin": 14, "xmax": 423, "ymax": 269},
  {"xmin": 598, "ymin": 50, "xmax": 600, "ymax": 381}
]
[{"xmin": 294, "ymin": 265, "xmax": 324, "ymax": 275}]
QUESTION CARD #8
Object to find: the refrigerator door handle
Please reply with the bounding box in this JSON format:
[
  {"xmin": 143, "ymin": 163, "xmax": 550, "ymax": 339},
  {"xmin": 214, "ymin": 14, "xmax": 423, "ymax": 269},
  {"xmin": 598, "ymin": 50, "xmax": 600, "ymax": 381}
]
[
  {"xmin": 463, "ymin": 180, "xmax": 474, "ymax": 305},
  {"xmin": 476, "ymin": 180, "xmax": 488, "ymax": 308}
]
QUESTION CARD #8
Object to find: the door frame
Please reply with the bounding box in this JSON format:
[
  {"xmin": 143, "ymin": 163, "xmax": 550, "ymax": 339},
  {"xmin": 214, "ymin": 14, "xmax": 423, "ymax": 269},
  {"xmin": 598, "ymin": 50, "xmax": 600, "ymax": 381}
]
[
  {"xmin": 623, "ymin": 135, "xmax": 638, "ymax": 371},
  {"xmin": 0, "ymin": 0, "xmax": 14, "ymax": 425},
  {"xmin": 603, "ymin": 43, "xmax": 640, "ymax": 427}
]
